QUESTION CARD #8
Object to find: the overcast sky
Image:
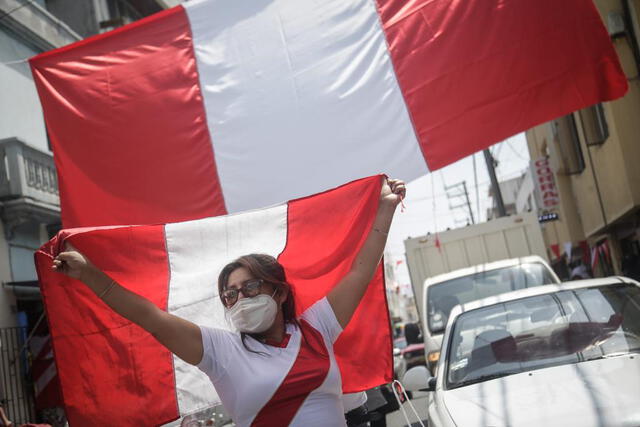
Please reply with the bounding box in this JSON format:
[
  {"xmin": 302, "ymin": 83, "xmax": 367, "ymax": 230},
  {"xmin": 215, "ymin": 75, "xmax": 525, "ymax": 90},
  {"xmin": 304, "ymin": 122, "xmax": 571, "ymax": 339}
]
[{"xmin": 386, "ymin": 132, "xmax": 531, "ymax": 286}]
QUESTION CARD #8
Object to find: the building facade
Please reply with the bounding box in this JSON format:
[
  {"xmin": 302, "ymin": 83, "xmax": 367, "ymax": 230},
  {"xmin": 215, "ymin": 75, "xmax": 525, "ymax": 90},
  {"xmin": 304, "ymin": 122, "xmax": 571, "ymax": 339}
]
[
  {"xmin": 486, "ymin": 173, "xmax": 533, "ymax": 220},
  {"xmin": 525, "ymin": 0, "xmax": 640, "ymax": 279},
  {"xmin": 383, "ymin": 254, "xmax": 419, "ymax": 327}
]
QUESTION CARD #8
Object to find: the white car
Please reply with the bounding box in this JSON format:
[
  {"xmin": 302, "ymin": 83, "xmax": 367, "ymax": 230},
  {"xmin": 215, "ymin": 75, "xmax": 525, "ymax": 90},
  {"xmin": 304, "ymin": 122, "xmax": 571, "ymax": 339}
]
[
  {"xmin": 422, "ymin": 256, "xmax": 560, "ymax": 372},
  {"xmin": 404, "ymin": 277, "xmax": 640, "ymax": 427}
]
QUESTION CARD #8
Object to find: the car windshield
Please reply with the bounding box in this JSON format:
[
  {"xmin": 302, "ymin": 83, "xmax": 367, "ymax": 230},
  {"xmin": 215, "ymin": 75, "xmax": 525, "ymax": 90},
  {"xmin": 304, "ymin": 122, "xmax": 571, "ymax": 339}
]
[
  {"xmin": 446, "ymin": 283, "xmax": 640, "ymax": 389},
  {"xmin": 427, "ymin": 263, "xmax": 557, "ymax": 334}
]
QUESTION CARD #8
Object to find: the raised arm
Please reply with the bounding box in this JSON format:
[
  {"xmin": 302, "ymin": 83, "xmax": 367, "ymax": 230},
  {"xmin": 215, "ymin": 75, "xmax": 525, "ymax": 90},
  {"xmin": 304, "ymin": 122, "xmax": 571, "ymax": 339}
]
[
  {"xmin": 327, "ymin": 177, "xmax": 405, "ymax": 329},
  {"xmin": 52, "ymin": 245, "xmax": 204, "ymax": 365}
]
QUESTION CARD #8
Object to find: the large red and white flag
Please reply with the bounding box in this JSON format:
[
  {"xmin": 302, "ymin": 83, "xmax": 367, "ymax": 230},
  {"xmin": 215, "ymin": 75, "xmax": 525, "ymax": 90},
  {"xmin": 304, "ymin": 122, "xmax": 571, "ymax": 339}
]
[
  {"xmin": 29, "ymin": 0, "xmax": 627, "ymax": 228},
  {"xmin": 34, "ymin": 176, "xmax": 390, "ymax": 426}
]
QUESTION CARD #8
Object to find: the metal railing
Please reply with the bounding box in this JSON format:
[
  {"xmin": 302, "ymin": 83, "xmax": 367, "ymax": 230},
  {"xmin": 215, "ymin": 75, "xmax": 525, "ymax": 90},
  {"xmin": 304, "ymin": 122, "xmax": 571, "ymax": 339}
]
[{"xmin": 0, "ymin": 326, "xmax": 36, "ymax": 424}]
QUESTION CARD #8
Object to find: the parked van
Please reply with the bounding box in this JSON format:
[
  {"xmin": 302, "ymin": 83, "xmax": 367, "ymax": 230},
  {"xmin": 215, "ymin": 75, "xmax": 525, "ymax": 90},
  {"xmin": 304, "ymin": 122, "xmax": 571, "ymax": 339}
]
[
  {"xmin": 405, "ymin": 212, "xmax": 549, "ymax": 318},
  {"xmin": 421, "ymin": 256, "xmax": 560, "ymax": 372}
]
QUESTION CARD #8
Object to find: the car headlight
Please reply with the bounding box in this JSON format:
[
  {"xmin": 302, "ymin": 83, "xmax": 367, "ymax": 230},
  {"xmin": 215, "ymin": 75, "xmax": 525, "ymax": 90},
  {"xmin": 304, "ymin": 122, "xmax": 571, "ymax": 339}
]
[{"xmin": 427, "ymin": 350, "xmax": 440, "ymax": 365}]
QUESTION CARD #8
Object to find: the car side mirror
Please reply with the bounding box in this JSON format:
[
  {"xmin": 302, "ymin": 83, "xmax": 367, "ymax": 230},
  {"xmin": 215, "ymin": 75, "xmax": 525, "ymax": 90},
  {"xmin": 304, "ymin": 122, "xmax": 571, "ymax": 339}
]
[
  {"xmin": 393, "ymin": 348, "xmax": 402, "ymax": 357},
  {"xmin": 402, "ymin": 366, "xmax": 436, "ymax": 392}
]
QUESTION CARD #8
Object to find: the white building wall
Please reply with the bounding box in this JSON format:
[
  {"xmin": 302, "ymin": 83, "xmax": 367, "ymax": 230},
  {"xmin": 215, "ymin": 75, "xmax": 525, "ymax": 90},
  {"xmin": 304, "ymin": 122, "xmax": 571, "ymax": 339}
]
[
  {"xmin": 0, "ymin": 28, "xmax": 51, "ymax": 328},
  {"xmin": 0, "ymin": 29, "xmax": 49, "ymax": 152},
  {"xmin": 516, "ymin": 168, "xmax": 537, "ymax": 213}
]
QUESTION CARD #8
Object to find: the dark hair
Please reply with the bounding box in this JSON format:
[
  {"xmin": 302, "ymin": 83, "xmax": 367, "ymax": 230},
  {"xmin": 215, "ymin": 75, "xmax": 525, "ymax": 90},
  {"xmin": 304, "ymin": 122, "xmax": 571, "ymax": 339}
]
[{"xmin": 218, "ymin": 254, "xmax": 299, "ymax": 354}]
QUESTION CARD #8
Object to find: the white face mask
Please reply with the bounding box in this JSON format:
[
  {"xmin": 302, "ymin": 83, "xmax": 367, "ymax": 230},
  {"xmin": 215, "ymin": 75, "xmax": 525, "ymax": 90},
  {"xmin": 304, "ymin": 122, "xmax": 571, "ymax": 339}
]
[{"xmin": 226, "ymin": 291, "xmax": 278, "ymax": 333}]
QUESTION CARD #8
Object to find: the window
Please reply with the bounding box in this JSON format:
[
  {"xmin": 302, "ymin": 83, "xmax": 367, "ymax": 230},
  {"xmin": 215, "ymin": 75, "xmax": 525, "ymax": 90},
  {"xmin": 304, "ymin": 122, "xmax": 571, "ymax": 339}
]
[
  {"xmin": 578, "ymin": 104, "xmax": 609, "ymax": 146},
  {"xmin": 553, "ymin": 114, "xmax": 585, "ymax": 174}
]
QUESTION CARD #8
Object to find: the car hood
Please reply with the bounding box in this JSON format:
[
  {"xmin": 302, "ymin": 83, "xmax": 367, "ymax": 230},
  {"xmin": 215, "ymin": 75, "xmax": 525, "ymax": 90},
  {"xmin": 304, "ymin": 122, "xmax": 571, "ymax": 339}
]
[{"xmin": 443, "ymin": 355, "xmax": 640, "ymax": 427}]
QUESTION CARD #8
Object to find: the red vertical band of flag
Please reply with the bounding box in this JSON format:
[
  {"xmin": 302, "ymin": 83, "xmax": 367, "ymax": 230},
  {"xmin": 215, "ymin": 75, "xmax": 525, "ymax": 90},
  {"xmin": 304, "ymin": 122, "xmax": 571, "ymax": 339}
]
[
  {"xmin": 30, "ymin": 7, "xmax": 226, "ymax": 228},
  {"xmin": 34, "ymin": 225, "xmax": 178, "ymax": 426},
  {"xmin": 376, "ymin": 0, "xmax": 628, "ymax": 170},
  {"xmin": 279, "ymin": 176, "xmax": 393, "ymax": 392}
]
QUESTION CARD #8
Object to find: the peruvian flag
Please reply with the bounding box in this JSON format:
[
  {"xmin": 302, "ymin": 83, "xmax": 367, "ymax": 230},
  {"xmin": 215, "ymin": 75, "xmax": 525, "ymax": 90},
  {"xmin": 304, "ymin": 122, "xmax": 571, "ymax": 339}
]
[
  {"xmin": 34, "ymin": 176, "xmax": 390, "ymax": 426},
  {"xmin": 29, "ymin": 0, "xmax": 627, "ymax": 229},
  {"xmin": 29, "ymin": 327, "xmax": 63, "ymax": 410}
]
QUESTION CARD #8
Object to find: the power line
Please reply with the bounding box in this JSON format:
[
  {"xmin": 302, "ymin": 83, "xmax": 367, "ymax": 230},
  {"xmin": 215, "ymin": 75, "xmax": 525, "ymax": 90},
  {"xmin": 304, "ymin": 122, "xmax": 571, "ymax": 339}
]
[
  {"xmin": 1, "ymin": 57, "xmax": 29, "ymax": 65},
  {"xmin": 405, "ymin": 169, "xmax": 525, "ymax": 203},
  {"xmin": 506, "ymin": 140, "xmax": 529, "ymax": 161},
  {"xmin": 443, "ymin": 180, "xmax": 474, "ymax": 225}
]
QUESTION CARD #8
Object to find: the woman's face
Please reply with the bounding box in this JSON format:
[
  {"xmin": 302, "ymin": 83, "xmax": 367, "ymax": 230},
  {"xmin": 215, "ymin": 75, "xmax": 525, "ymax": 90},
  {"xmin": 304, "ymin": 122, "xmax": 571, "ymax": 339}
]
[{"xmin": 226, "ymin": 267, "xmax": 284, "ymax": 306}]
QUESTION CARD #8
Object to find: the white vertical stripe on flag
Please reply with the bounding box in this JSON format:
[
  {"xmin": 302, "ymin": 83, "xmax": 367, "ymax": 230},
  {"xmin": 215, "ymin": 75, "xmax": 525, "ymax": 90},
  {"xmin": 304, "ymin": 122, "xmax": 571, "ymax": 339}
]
[
  {"xmin": 184, "ymin": 0, "xmax": 429, "ymax": 213},
  {"xmin": 165, "ymin": 203, "xmax": 289, "ymax": 415},
  {"xmin": 35, "ymin": 361, "xmax": 57, "ymax": 397}
]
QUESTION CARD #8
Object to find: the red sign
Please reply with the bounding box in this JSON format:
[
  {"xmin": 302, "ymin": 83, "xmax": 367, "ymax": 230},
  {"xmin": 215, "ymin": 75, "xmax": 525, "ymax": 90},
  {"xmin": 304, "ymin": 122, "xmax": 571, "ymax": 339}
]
[{"xmin": 533, "ymin": 156, "xmax": 560, "ymax": 209}]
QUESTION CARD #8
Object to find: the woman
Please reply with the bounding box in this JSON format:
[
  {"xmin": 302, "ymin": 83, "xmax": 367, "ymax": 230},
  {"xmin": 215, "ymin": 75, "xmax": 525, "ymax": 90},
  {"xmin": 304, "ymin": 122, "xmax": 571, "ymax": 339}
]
[{"xmin": 52, "ymin": 177, "xmax": 406, "ymax": 426}]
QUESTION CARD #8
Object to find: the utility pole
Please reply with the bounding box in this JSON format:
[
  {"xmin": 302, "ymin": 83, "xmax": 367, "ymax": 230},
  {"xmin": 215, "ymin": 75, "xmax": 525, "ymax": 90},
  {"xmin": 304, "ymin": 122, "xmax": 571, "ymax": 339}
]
[
  {"xmin": 462, "ymin": 181, "xmax": 475, "ymax": 225},
  {"xmin": 473, "ymin": 153, "xmax": 480, "ymax": 222},
  {"xmin": 483, "ymin": 148, "xmax": 507, "ymax": 218},
  {"xmin": 444, "ymin": 180, "xmax": 475, "ymax": 225}
]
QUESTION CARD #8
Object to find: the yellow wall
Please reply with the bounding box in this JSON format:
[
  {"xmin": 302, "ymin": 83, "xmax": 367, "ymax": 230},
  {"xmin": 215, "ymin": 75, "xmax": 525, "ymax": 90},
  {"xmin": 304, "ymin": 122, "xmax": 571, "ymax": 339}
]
[
  {"xmin": 525, "ymin": 0, "xmax": 640, "ymax": 273},
  {"xmin": 525, "ymin": 127, "xmax": 586, "ymax": 248},
  {"xmin": 588, "ymin": 0, "xmax": 640, "ymax": 230}
]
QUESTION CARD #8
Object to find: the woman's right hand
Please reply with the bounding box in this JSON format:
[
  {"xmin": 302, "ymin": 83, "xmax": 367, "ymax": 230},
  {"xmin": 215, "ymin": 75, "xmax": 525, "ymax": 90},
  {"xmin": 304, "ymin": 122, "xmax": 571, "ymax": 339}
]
[
  {"xmin": 51, "ymin": 243, "xmax": 204, "ymax": 366},
  {"xmin": 52, "ymin": 243, "xmax": 95, "ymax": 281}
]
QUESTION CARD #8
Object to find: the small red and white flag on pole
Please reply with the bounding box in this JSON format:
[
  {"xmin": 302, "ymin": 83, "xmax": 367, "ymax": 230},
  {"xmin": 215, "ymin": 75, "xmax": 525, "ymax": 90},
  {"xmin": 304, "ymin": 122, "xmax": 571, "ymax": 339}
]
[
  {"xmin": 35, "ymin": 176, "xmax": 391, "ymax": 426},
  {"xmin": 29, "ymin": 327, "xmax": 62, "ymax": 410},
  {"xmin": 29, "ymin": 0, "xmax": 627, "ymax": 229}
]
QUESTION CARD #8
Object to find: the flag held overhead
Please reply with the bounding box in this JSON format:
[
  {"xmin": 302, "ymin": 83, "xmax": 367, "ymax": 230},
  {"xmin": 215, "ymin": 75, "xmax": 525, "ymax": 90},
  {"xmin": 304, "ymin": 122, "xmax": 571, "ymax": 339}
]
[
  {"xmin": 30, "ymin": 0, "xmax": 627, "ymax": 229},
  {"xmin": 34, "ymin": 175, "xmax": 392, "ymax": 426}
]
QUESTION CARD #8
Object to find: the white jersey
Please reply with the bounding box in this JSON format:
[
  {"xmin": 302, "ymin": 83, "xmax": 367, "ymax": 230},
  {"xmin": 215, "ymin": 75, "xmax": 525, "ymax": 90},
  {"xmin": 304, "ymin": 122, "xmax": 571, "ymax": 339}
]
[{"xmin": 197, "ymin": 297, "xmax": 347, "ymax": 427}]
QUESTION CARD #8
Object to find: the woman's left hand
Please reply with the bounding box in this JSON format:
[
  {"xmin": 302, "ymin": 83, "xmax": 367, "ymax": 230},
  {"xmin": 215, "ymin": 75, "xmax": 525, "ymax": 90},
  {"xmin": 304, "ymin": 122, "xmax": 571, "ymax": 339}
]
[{"xmin": 380, "ymin": 177, "xmax": 406, "ymax": 207}]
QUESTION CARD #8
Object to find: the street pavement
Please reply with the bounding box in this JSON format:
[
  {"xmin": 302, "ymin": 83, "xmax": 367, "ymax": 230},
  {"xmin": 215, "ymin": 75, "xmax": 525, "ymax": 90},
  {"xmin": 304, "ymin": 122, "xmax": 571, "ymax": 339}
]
[{"xmin": 385, "ymin": 392, "xmax": 429, "ymax": 427}]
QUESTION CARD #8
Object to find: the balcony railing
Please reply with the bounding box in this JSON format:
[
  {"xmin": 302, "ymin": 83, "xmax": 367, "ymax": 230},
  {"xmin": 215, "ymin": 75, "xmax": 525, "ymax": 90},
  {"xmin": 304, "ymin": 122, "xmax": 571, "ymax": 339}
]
[
  {"xmin": 0, "ymin": 138, "xmax": 59, "ymax": 207},
  {"xmin": 0, "ymin": 138, "xmax": 60, "ymax": 238}
]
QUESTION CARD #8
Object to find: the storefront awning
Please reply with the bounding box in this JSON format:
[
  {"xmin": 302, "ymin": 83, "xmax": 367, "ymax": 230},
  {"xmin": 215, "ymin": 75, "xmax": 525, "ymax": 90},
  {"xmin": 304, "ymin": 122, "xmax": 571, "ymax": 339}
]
[{"xmin": 4, "ymin": 280, "xmax": 41, "ymax": 300}]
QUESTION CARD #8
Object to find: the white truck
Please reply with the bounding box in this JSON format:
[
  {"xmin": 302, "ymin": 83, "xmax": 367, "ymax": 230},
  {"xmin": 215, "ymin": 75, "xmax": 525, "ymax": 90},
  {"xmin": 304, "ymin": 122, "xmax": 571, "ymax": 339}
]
[{"xmin": 404, "ymin": 212, "xmax": 549, "ymax": 319}]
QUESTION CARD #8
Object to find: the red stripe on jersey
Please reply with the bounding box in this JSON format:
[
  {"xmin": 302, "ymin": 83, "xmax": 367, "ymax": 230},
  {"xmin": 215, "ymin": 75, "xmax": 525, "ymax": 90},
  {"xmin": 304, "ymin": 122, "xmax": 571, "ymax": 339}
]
[
  {"xmin": 251, "ymin": 320, "xmax": 330, "ymax": 426},
  {"xmin": 263, "ymin": 333, "xmax": 292, "ymax": 348}
]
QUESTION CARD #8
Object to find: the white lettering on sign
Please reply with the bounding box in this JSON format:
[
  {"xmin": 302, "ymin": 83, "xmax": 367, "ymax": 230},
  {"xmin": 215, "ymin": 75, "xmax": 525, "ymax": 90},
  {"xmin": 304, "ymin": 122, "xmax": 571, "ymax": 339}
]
[{"xmin": 532, "ymin": 156, "xmax": 559, "ymax": 209}]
